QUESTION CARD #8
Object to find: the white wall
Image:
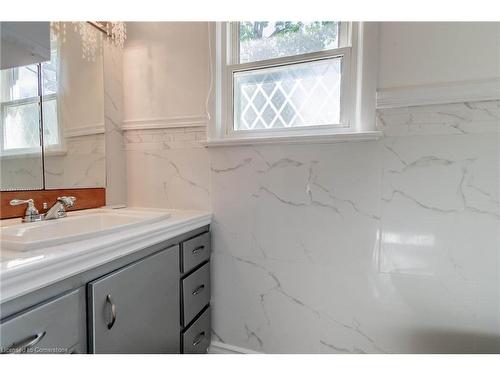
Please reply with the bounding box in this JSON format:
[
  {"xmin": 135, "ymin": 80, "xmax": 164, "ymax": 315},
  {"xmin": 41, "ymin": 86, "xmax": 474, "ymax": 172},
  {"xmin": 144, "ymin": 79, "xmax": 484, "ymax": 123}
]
[
  {"xmin": 378, "ymin": 22, "xmax": 500, "ymax": 89},
  {"xmin": 123, "ymin": 22, "xmax": 210, "ymax": 210},
  {"xmin": 58, "ymin": 26, "xmax": 104, "ymax": 133},
  {"xmin": 123, "ymin": 22, "xmax": 210, "ymax": 122}
]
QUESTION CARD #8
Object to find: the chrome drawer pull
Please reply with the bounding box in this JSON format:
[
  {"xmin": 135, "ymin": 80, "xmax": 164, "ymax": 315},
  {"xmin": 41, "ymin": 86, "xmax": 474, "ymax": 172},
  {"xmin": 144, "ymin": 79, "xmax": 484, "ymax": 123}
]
[
  {"xmin": 106, "ymin": 294, "xmax": 117, "ymax": 330},
  {"xmin": 192, "ymin": 284, "xmax": 205, "ymax": 295},
  {"xmin": 192, "ymin": 331, "xmax": 206, "ymax": 347},
  {"xmin": 192, "ymin": 245, "xmax": 205, "ymax": 255},
  {"xmin": 2, "ymin": 331, "xmax": 46, "ymax": 354}
]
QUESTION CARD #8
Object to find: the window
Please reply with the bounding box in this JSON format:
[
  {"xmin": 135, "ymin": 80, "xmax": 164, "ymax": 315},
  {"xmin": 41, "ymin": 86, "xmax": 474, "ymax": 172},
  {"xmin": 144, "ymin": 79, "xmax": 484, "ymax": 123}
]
[
  {"xmin": 0, "ymin": 38, "xmax": 60, "ymax": 156},
  {"xmin": 213, "ymin": 21, "xmax": 367, "ymax": 142}
]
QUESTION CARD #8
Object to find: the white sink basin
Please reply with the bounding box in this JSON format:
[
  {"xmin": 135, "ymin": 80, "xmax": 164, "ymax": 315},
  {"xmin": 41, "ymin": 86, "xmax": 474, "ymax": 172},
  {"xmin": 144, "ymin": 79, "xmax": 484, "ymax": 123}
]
[{"xmin": 0, "ymin": 208, "xmax": 171, "ymax": 252}]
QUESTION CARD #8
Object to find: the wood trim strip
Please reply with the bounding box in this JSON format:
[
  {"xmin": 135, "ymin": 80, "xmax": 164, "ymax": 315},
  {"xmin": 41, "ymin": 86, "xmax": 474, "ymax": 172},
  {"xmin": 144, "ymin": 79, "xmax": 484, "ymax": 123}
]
[{"xmin": 0, "ymin": 188, "xmax": 106, "ymax": 219}]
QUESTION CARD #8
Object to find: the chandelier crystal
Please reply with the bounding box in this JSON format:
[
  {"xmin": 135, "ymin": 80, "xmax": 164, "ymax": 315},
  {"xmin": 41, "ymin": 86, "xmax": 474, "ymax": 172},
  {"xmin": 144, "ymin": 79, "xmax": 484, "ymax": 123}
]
[{"xmin": 51, "ymin": 22, "xmax": 127, "ymax": 61}]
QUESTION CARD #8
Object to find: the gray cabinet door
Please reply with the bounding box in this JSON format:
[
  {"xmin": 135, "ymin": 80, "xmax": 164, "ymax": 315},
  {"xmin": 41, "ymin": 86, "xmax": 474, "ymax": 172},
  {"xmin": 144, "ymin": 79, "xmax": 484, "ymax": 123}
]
[{"xmin": 88, "ymin": 246, "xmax": 180, "ymax": 354}]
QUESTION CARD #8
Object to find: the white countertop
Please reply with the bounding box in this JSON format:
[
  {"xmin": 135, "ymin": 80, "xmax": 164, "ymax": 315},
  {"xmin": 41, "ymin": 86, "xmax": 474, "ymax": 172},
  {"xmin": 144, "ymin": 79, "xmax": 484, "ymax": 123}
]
[{"xmin": 0, "ymin": 208, "xmax": 212, "ymax": 304}]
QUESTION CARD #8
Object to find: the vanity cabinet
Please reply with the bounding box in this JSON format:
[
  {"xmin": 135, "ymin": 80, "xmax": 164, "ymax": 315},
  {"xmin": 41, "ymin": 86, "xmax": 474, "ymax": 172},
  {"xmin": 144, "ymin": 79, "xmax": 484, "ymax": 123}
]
[
  {"xmin": 0, "ymin": 225, "xmax": 211, "ymax": 354},
  {"xmin": 88, "ymin": 246, "xmax": 180, "ymax": 354}
]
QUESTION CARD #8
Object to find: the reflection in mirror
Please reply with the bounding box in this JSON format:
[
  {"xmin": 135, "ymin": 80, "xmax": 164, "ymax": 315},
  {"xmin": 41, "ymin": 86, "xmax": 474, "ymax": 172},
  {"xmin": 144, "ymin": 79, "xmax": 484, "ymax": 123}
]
[
  {"xmin": 0, "ymin": 63, "xmax": 44, "ymax": 190},
  {"xmin": 43, "ymin": 23, "xmax": 106, "ymax": 189}
]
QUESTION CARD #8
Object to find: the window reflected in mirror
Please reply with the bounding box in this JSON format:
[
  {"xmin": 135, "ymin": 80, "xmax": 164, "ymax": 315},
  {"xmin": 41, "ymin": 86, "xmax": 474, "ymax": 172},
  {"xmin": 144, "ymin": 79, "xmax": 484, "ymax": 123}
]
[{"xmin": 0, "ymin": 63, "xmax": 44, "ymax": 190}]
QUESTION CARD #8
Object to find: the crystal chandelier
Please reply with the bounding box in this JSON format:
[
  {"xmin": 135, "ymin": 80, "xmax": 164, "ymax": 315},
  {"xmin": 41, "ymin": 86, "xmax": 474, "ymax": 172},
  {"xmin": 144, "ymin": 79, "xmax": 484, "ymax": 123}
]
[{"xmin": 51, "ymin": 22, "xmax": 127, "ymax": 61}]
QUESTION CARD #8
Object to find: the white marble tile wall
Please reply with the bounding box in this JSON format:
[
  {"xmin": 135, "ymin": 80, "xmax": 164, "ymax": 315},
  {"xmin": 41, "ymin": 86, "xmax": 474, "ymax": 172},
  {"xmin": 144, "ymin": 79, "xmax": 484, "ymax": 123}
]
[
  {"xmin": 209, "ymin": 141, "xmax": 385, "ymax": 353},
  {"xmin": 376, "ymin": 100, "xmax": 500, "ymax": 353},
  {"xmin": 44, "ymin": 134, "xmax": 106, "ymax": 189},
  {"xmin": 125, "ymin": 127, "xmax": 210, "ymax": 210},
  {"xmin": 0, "ymin": 156, "xmax": 44, "ymax": 190},
  {"xmin": 209, "ymin": 100, "xmax": 500, "ymax": 353},
  {"xmin": 1, "ymin": 134, "xmax": 106, "ymax": 191},
  {"xmin": 124, "ymin": 100, "xmax": 500, "ymax": 353}
]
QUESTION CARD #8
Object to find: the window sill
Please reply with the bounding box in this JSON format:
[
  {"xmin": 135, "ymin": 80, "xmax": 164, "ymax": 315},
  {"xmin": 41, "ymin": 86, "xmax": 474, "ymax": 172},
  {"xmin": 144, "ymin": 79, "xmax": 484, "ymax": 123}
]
[
  {"xmin": 0, "ymin": 149, "xmax": 67, "ymax": 160},
  {"xmin": 202, "ymin": 131, "xmax": 383, "ymax": 148}
]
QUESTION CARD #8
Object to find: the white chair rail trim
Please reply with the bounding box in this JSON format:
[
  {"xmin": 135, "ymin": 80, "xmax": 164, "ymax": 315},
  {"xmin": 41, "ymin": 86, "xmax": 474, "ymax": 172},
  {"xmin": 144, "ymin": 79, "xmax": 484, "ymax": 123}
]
[
  {"xmin": 377, "ymin": 79, "xmax": 500, "ymax": 109},
  {"xmin": 122, "ymin": 115, "xmax": 208, "ymax": 131},
  {"xmin": 65, "ymin": 123, "xmax": 105, "ymax": 138}
]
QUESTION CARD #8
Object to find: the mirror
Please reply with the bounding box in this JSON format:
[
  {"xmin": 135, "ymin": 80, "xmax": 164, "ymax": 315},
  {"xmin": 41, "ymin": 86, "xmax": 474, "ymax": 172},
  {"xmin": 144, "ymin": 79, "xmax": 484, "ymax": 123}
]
[{"xmin": 0, "ymin": 22, "xmax": 106, "ymax": 191}]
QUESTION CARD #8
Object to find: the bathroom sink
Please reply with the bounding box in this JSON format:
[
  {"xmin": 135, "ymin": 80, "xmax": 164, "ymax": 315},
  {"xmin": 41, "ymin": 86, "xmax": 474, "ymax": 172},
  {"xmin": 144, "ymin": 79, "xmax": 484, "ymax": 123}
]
[{"xmin": 0, "ymin": 209, "xmax": 171, "ymax": 252}]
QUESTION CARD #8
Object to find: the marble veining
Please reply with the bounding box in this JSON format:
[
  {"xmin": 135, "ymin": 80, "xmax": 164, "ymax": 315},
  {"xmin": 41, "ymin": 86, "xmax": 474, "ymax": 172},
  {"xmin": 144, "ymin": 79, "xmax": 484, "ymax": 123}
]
[
  {"xmin": 44, "ymin": 134, "xmax": 106, "ymax": 189},
  {"xmin": 209, "ymin": 100, "xmax": 500, "ymax": 354},
  {"xmin": 377, "ymin": 100, "xmax": 500, "ymax": 136},
  {"xmin": 0, "ymin": 156, "xmax": 44, "ymax": 190},
  {"xmin": 125, "ymin": 99, "xmax": 500, "ymax": 353},
  {"xmin": 125, "ymin": 127, "xmax": 210, "ymax": 210}
]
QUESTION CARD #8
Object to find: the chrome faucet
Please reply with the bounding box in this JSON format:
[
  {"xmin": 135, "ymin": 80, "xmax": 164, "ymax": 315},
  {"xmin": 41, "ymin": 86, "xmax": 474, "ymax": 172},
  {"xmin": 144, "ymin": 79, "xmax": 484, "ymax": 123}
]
[
  {"xmin": 9, "ymin": 199, "xmax": 45, "ymax": 222},
  {"xmin": 44, "ymin": 196, "xmax": 76, "ymax": 220},
  {"xmin": 10, "ymin": 196, "xmax": 77, "ymax": 222}
]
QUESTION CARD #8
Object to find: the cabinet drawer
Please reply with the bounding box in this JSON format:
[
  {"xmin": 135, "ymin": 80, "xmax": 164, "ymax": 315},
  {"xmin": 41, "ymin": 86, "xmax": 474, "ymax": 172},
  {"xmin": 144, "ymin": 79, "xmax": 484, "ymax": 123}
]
[
  {"xmin": 182, "ymin": 232, "xmax": 211, "ymax": 274},
  {"xmin": 182, "ymin": 307, "xmax": 211, "ymax": 354},
  {"xmin": 182, "ymin": 262, "xmax": 210, "ymax": 326},
  {"xmin": 0, "ymin": 288, "xmax": 86, "ymax": 354}
]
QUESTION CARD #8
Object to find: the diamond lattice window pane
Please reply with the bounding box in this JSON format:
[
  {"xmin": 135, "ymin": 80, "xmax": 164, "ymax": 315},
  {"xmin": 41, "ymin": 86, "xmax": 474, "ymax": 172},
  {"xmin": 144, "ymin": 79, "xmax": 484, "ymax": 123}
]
[
  {"xmin": 234, "ymin": 57, "xmax": 342, "ymax": 131},
  {"xmin": 42, "ymin": 98, "xmax": 60, "ymax": 146},
  {"xmin": 3, "ymin": 102, "xmax": 41, "ymax": 150}
]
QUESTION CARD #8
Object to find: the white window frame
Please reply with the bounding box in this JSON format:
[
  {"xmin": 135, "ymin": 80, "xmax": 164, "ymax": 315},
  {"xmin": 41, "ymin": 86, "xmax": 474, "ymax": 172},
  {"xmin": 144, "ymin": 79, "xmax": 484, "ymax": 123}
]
[
  {"xmin": 212, "ymin": 22, "xmax": 366, "ymax": 143},
  {"xmin": 0, "ymin": 41, "xmax": 63, "ymax": 158},
  {"xmin": 0, "ymin": 82, "xmax": 61, "ymax": 158}
]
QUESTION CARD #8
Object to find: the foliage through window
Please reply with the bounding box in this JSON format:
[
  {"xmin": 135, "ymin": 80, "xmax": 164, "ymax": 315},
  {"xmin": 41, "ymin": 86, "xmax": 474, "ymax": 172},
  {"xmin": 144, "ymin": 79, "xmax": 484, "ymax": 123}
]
[
  {"xmin": 239, "ymin": 22, "xmax": 339, "ymax": 63},
  {"xmin": 221, "ymin": 21, "xmax": 350, "ymax": 137}
]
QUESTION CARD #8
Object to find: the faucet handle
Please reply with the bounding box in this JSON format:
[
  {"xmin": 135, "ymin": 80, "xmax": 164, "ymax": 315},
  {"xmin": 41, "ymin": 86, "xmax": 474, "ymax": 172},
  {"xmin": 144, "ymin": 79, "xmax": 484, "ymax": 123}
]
[
  {"xmin": 10, "ymin": 198, "xmax": 34, "ymax": 206},
  {"xmin": 57, "ymin": 196, "xmax": 76, "ymax": 207},
  {"xmin": 10, "ymin": 198, "xmax": 41, "ymax": 222},
  {"xmin": 10, "ymin": 199, "xmax": 38, "ymax": 214}
]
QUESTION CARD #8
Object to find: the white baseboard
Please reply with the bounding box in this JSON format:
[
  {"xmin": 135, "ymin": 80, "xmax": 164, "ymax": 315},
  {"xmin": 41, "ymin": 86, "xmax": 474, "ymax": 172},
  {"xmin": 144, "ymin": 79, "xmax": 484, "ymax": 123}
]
[
  {"xmin": 376, "ymin": 79, "xmax": 500, "ymax": 109},
  {"xmin": 208, "ymin": 340, "xmax": 262, "ymax": 354}
]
